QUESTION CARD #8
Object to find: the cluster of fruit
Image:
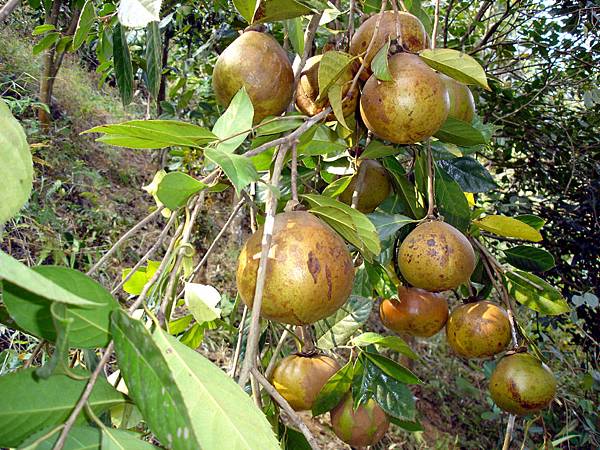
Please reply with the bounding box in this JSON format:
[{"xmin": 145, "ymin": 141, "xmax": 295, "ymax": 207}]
[{"xmin": 214, "ymin": 10, "xmax": 557, "ymax": 448}]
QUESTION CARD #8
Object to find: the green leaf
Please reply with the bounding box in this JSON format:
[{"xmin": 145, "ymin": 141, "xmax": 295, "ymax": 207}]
[
  {"xmin": 0, "ymin": 368, "xmax": 125, "ymax": 448},
  {"xmin": 473, "ymin": 215, "xmax": 543, "ymax": 242},
  {"xmin": 255, "ymin": 115, "xmax": 304, "ymax": 136},
  {"xmin": 360, "ymin": 141, "xmax": 399, "ymax": 160},
  {"xmin": 180, "ymin": 322, "xmax": 205, "ymax": 349},
  {"xmin": 204, "ymin": 148, "xmax": 258, "ymax": 193},
  {"xmin": 435, "ymin": 166, "xmax": 471, "ymax": 232},
  {"xmin": 33, "ymin": 32, "xmax": 60, "ymax": 55},
  {"xmin": 184, "ymin": 283, "xmax": 222, "ymax": 324},
  {"xmin": 102, "ymin": 428, "xmax": 159, "ymax": 449},
  {"xmin": 322, "ymin": 175, "xmax": 353, "ymax": 198},
  {"xmin": 505, "ymin": 271, "xmax": 569, "ymax": 316},
  {"xmin": 504, "ymin": 246, "xmax": 555, "ymax": 272},
  {"xmin": 285, "ymin": 17, "xmax": 304, "ymax": 55},
  {"xmin": 233, "ymin": 0, "xmax": 257, "ymax": 23},
  {"xmin": 312, "ymin": 361, "xmax": 353, "ymax": 416},
  {"xmin": 0, "ymin": 252, "xmax": 99, "ymax": 307},
  {"xmin": 381, "ymin": 157, "xmax": 425, "ymax": 219},
  {"xmin": 516, "ymin": 214, "xmax": 545, "ymax": 230},
  {"xmin": 352, "ymin": 332, "xmax": 419, "ymax": 360},
  {"xmin": 314, "ymin": 295, "xmax": 373, "ymax": 350},
  {"xmin": 85, "ymin": 120, "xmax": 217, "ymax": 149},
  {"xmin": 419, "ymin": 48, "xmax": 490, "ymax": 90},
  {"xmin": 296, "ymin": 124, "xmax": 347, "ymax": 157},
  {"xmin": 252, "ymin": 0, "xmax": 329, "ymax": 23},
  {"xmin": 363, "ymin": 352, "xmax": 422, "ymax": 384},
  {"xmin": 113, "ymin": 23, "xmax": 134, "ymax": 106},
  {"xmin": 328, "ymin": 83, "xmax": 349, "ymax": 129},
  {"xmin": 145, "ymin": 21, "xmax": 162, "ymax": 98},
  {"xmin": 390, "ymin": 417, "xmax": 424, "ymax": 432},
  {"xmin": 121, "ymin": 260, "xmax": 160, "ymax": 295},
  {"xmin": 20, "ymin": 425, "xmax": 101, "ymax": 450},
  {"xmin": 156, "ymin": 172, "xmax": 207, "ymax": 209},
  {"xmin": 437, "ymin": 156, "xmax": 496, "ymax": 192},
  {"xmin": 36, "ymin": 302, "xmax": 72, "ymax": 378},
  {"xmin": 302, "ymin": 194, "xmax": 381, "ymax": 261},
  {"xmin": 72, "ymin": 0, "xmax": 95, "ymax": 51},
  {"xmin": 0, "ymin": 99, "xmax": 33, "ymax": 225},
  {"xmin": 212, "ymin": 87, "xmax": 254, "ymax": 153},
  {"xmin": 434, "ymin": 117, "xmax": 487, "ymax": 147},
  {"xmin": 3, "ymin": 266, "xmax": 120, "ymax": 347},
  {"xmin": 372, "ymin": 40, "xmax": 393, "ymax": 81},
  {"xmin": 33, "ymin": 24, "xmax": 56, "ymax": 35},
  {"xmin": 316, "ymin": 51, "xmax": 353, "ymax": 102},
  {"xmin": 367, "ymin": 212, "xmax": 413, "ymax": 242}
]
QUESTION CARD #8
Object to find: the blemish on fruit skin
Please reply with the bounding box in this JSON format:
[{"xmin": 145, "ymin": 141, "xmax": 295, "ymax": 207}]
[
  {"xmin": 325, "ymin": 266, "xmax": 333, "ymax": 301},
  {"xmin": 307, "ymin": 251, "xmax": 321, "ymax": 283}
]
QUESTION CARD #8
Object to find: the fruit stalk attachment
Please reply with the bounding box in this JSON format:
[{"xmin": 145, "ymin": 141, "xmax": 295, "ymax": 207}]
[{"xmin": 426, "ymin": 141, "xmax": 437, "ymax": 219}]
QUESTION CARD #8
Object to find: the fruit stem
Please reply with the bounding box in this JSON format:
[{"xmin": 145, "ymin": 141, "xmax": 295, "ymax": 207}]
[
  {"xmin": 297, "ymin": 325, "xmax": 317, "ymax": 354},
  {"xmin": 397, "ymin": 0, "xmax": 408, "ymax": 12},
  {"xmin": 351, "ymin": 159, "xmax": 368, "ymax": 209},
  {"xmin": 291, "ymin": 140, "xmax": 299, "ymax": 202},
  {"xmin": 426, "ymin": 141, "xmax": 437, "ymax": 219},
  {"xmin": 390, "ymin": 1, "xmax": 404, "ymax": 49},
  {"xmin": 432, "ymin": 0, "xmax": 441, "ymax": 50}
]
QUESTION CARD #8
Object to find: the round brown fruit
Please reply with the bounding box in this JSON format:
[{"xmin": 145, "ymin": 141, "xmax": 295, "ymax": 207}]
[
  {"xmin": 296, "ymin": 55, "xmax": 358, "ymax": 119},
  {"xmin": 236, "ymin": 211, "xmax": 354, "ymax": 325},
  {"xmin": 398, "ymin": 220, "xmax": 475, "ymax": 291},
  {"xmin": 212, "ymin": 31, "xmax": 294, "ymax": 124},
  {"xmin": 380, "ymin": 286, "xmax": 449, "ymax": 338},
  {"xmin": 489, "ymin": 353, "xmax": 557, "ymax": 415},
  {"xmin": 271, "ymin": 354, "xmax": 340, "ymax": 411},
  {"xmin": 446, "ymin": 301, "xmax": 511, "ymax": 358},
  {"xmin": 440, "ymin": 74, "xmax": 476, "ymax": 123},
  {"xmin": 360, "ymin": 53, "xmax": 449, "ymax": 144},
  {"xmin": 338, "ymin": 159, "xmax": 391, "ymax": 213},
  {"xmin": 330, "ymin": 394, "xmax": 390, "ymax": 447},
  {"xmin": 350, "ymin": 11, "xmax": 429, "ymax": 71}
]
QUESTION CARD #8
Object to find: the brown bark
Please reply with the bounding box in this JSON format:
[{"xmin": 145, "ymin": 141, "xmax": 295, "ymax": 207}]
[
  {"xmin": 156, "ymin": 28, "xmax": 172, "ymax": 115},
  {"xmin": 0, "ymin": 0, "xmax": 20, "ymax": 23}
]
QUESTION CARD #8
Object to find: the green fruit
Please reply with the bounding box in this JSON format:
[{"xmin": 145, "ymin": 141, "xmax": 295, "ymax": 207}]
[
  {"xmin": 236, "ymin": 211, "xmax": 354, "ymax": 325},
  {"xmin": 440, "ymin": 74, "xmax": 476, "ymax": 123},
  {"xmin": 330, "ymin": 394, "xmax": 390, "ymax": 447},
  {"xmin": 398, "ymin": 220, "xmax": 476, "ymax": 291},
  {"xmin": 446, "ymin": 301, "xmax": 511, "ymax": 358},
  {"xmin": 271, "ymin": 354, "xmax": 340, "ymax": 411},
  {"xmin": 489, "ymin": 353, "xmax": 557, "ymax": 415},
  {"xmin": 338, "ymin": 159, "xmax": 391, "ymax": 213},
  {"xmin": 212, "ymin": 31, "xmax": 293, "ymax": 123},
  {"xmin": 360, "ymin": 53, "xmax": 449, "ymax": 144}
]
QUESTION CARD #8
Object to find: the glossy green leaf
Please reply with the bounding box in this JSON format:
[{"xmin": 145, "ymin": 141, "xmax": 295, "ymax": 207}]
[
  {"xmin": 72, "ymin": 0, "xmax": 95, "ymax": 51},
  {"xmin": 252, "ymin": 0, "xmax": 329, "ymax": 23},
  {"xmin": 367, "ymin": 212, "xmax": 413, "ymax": 242},
  {"xmin": 204, "ymin": 148, "xmax": 258, "ymax": 193},
  {"xmin": 0, "ymin": 368, "xmax": 125, "ymax": 448},
  {"xmin": 437, "ymin": 156, "xmax": 497, "ymax": 192},
  {"xmin": 473, "ymin": 215, "xmax": 543, "ymax": 242},
  {"xmin": 352, "ymin": 332, "xmax": 419, "ymax": 360},
  {"xmin": 504, "ymin": 246, "xmax": 555, "ymax": 272},
  {"xmin": 212, "ymin": 87, "xmax": 254, "ymax": 154},
  {"xmin": 20, "ymin": 425, "xmax": 101, "ymax": 450},
  {"xmin": 312, "ymin": 361, "xmax": 353, "ymax": 416},
  {"xmin": 3, "ymin": 266, "xmax": 119, "ymax": 347},
  {"xmin": 285, "ymin": 17, "xmax": 304, "ymax": 55},
  {"xmin": 36, "ymin": 302, "xmax": 72, "ymax": 378},
  {"xmin": 419, "ymin": 48, "xmax": 490, "ymax": 90},
  {"xmin": 32, "ymin": 32, "xmax": 60, "ymax": 55},
  {"xmin": 145, "ymin": 21, "xmax": 161, "ymax": 98},
  {"xmin": 359, "ymin": 141, "xmax": 398, "ymax": 160},
  {"xmin": 316, "ymin": 51, "xmax": 353, "ymax": 102},
  {"xmin": 233, "ymin": 0, "xmax": 258, "ymax": 23},
  {"xmin": 435, "ymin": 166, "xmax": 471, "ymax": 232},
  {"xmin": 516, "ymin": 214, "xmax": 545, "ymax": 230},
  {"xmin": 382, "ymin": 157, "xmax": 425, "ymax": 219},
  {"xmin": 328, "ymin": 83, "xmax": 349, "ymax": 129},
  {"xmin": 102, "ymin": 428, "xmax": 159, "ymax": 449},
  {"xmin": 314, "ymin": 295, "xmax": 373, "ymax": 349},
  {"xmin": 363, "ymin": 352, "xmax": 422, "ymax": 384},
  {"xmin": 505, "ymin": 271, "xmax": 569, "ymax": 315},
  {"xmin": 322, "ymin": 175, "xmax": 353, "ymax": 198},
  {"xmin": 113, "ymin": 24, "xmax": 134, "ymax": 106},
  {"xmin": 434, "ymin": 117, "xmax": 487, "ymax": 147},
  {"xmin": 156, "ymin": 172, "xmax": 207, "ymax": 209},
  {"xmin": 0, "ymin": 100, "xmax": 33, "ymax": 225},
  {"xmin": 255, "ymin": 116, "xmax": 304, "ymax": 136},
  {"xmin": 372, "ymin": 40, "xmax": 393, "ymax": 81},
  {"xmin": 33, "ymin": 24, "xmax": 56, "ymax": 35},
  {"xmin": 297, "ymin": 124, "xmax": 347, "ymax": 156},
  {"xmin": 0, "ymin": 252, "xmax": 99, "ymax": 307}
]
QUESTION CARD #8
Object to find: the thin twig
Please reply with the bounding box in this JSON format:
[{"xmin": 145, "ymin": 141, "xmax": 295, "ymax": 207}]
[
  {"xmin": 264, "ymin": 329, "xmax": 290, "ymax": 379},
  {"xmin": 350, "ymin": 161, "xmax": 367, "ymax": 209},
  {"xmin": 228, "ymin": 305, "xmax": 249, "ymax": 377},
  {"xmin": 432, "ymin": 0, "xmax": 441, "ymax": 49},
  {"xmin": 87, "ymin": 208, "xmax": 163, "ymax": 276},
  {"xmin": 502, "ymin": 414, "xmax": 516, "ymax": 450},
  {"xmin": 251, "ymin": 368, "xmax": 321, "ymax": 450},
  {"xmin": 348, "ymin": 0, "xmax": 355, "ymax": 42},
  {"xmin": 426, "ymin": 142, "xmax": 436, "ymax": 218},
  {"xmin": 23, "ymin": 339, "xmax": 46, "ymax": 368},
  {"xmin": 291, "ymin": 141, "xmax": 299, "ymax": 202}
]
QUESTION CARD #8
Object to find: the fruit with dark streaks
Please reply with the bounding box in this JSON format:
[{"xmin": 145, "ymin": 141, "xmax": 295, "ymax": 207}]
[{"xmin": 338, "ymin": 159, "xmax": 391, "ymax": 213}]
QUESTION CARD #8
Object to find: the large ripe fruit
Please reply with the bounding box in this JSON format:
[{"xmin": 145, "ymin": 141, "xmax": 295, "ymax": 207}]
[
  {"xmin": 446, "ymin": 301, "xmax": 511, "ymax": 358},
  {"xmin": 360, "ymin": 53, "xmax": 449, "ymax": 144},
  {"xmin": 338, "ymin": 159, "xmax": 391, "ymax": 213},
  {"xmin": 440, "ymin": 74, "xmax": 476, "ymax": 123},
  {"xmin": 271, "ymin": 354, "xmax": 340, "ymax": 411},
  {"xmin": 398, "ymin": 220, "xmax": 475, "ymax": 291},
  {"xmin": 380, "ymin": 286, "xmax": 449, "ymax": 338},
  {"xmin": 212, "ymin": 31, "xmax": 294, "ymax": 123},
  {"xmin": 350, "ymin": 11, "xmax": 429, "ymax": 70},
  {"xmin": 295, "ymin": 55, "xmax": 358, "ymax": 119},
  {"xmin": 236, "ymin": 211, "xmax": 354, "ymax": 325},
  {"xmin": 330, "ymin": 394, "xmax": 390, "ymax": 447},
  {"xmin": 489, "ymin": 353, "xmax": 557, "ymax": 415}
]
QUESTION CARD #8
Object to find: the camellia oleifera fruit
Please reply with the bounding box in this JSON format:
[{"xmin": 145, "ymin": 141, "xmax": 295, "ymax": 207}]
[
  {"xmin": 398, "ymin": 220, "xmax": 475, "ymax": 291},
  {"xmin": 271, "ymin": 354, "xmax": 340, "ymax": 411},
  {"xmin": 212, "ymin": 31, "xmax": 294, "ymax": 123},
  {"xmin": 489, "ymin": 353, "xmax": 557, "ymax": 415},
  {"xmin": 236, "ymin": 211, "xmax": 354, "ymax": 325},
  {"xmin": 380, "ymin": 286, "xmax": 449, "ymax": 338},
  {"xmin": 349, "ymin": 11, "xmax": 429, "ymax": 70},
  {"xmin": 446, "ymin": 301, "xmax": 511, "ymax": 358},
  {"xmin": 440, "ymin": 74, "xmax": 476, "ymax": 123},
  {"xmin": 338, "ymin": 159, "xmax": 391, "ymax": 213},
  {"xmin": 296, "ymin": 54, "xmax": 358, "ymax": 119},
  {"xmin": 360, "ymin": 53, "xmax": 450, "ymax": 144},
  {"xmin": 330, "ymin": 394, "xmax": 390, "ymax": 447}
]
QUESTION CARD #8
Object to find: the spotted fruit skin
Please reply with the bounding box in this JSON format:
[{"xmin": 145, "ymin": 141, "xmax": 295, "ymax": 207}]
[
  {"xmin": 271, "ymin": 354, "xmax": 340, "ymax": 411},
  {"xmin": 296, "ymin": 55, "xmax": 358, "ymax": 119},
  {"xmin": 398, "ymin": 221, "xmax": 475, "ymax": 291},
  {"xmin": 330, "ymin": 394, "xmax": 390, "ymax": 447},
  {"xmin": 350, "ymin": 11, "xmax": 429, "ymax": 70},
  {"xmin": 236, "ymin": 211, "xmax": 354, "ymax": 325},
  {"xmin": 212, "ymin": 31, "xmax": 293, "ymax": 123},
  {"xmin": 380, "ymin": 286, "xmax": 449, "ymax": 338},
  {"xmin": 338, "ymin": 159, "xmax": 391, "ymax": 213},
  {"xmin": 489, "ymin": 353, "xmax": 557, "ymax": 415},
  {"xmin": 360, "ymin": 53, "xmax": 450, "ymax": 144},
  {"xmin": 446, "ymin": 301, "xmax": 511, "ymax": 358},
  {"xmin": 440, "ymin": 74, "xmax": 476, "ymax": 123}
]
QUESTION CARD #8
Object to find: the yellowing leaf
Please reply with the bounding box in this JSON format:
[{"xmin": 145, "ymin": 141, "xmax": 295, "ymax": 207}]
[
  {"xmin": 464, "ymin": 192, "xmax": 475, "ymax": 207},
  {"xmin": 473, "ymin": 215, "xmax": 542, "ymax": 242},
  {"xmin": 419, "ymin": 48, "xmax": 490, "ymax": 91},
  {"xmin": 316, "ymin": 51, "xmax": 354, "ymax": 102}
]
